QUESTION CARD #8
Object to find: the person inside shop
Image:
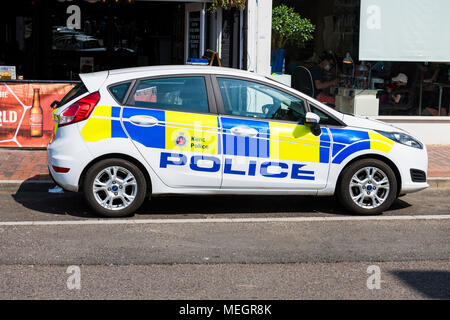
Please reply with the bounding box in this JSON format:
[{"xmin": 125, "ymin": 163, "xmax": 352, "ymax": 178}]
[
  {"xmin": 310, "ymin": 52, "xmax": 339, "ymax": 107},
  {"xmin": 378, "ymin": 73, "xmax": 411, "ymax": 114},
  {"xmin": 422, "ymin": 62, "xmax": 450, "ymax": 116}
]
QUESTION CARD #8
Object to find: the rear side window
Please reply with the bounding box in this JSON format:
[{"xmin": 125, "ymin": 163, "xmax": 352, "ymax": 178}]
[
  {"xmin": 126, "ymin": 77, "xmax": 209, "ymax": 113},
  {"xmin": 109, "ymin": 82, "xmax": 131, "ymax": 103},
  {"xmin": 58, "ymin": 83, "xmax": 87, "ymax": 108}
]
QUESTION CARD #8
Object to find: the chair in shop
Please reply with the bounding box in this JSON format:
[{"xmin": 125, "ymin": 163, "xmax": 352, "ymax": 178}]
[{"xmin": 292, "ymin": 66, "xmax": 315, "ymax": 98}]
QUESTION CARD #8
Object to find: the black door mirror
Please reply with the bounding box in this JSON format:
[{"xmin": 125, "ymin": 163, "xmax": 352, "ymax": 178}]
[
  {"xmin": 311, "ymin": 123, "xmax": 322, "ymax": 136},
  {"xmin": 305, "ymin": 112, "xmax": 321, "ymax": 136}
]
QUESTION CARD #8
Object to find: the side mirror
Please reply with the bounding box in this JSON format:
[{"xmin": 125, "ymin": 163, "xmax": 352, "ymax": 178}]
[
  {"xmin": 305, "ymin": 112, "xmax": 320, "ymax": 125},
  {"xmin": 304, "ymin": 112, "xmax": 322, "ymax": 136}
]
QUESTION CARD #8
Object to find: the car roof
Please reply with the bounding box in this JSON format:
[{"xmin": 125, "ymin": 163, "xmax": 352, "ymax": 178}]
[
  {"xmin": 107, "ymin": 65, "xmax": 267, "ymax": 79},
  {"xmin": 81, "ymin": 65, "xmax": 270, "ymax": 92},
  {"xmin": 82, "ymin": 65, "xmax": 306, "ymax": 100}
]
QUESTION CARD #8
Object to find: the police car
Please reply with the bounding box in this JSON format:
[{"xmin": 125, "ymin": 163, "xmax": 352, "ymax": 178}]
[{"xmin": 47, "ymin": 66, "xmax": 428, "ymax": 217}]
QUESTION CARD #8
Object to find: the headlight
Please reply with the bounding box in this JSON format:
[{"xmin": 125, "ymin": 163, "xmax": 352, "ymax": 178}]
[{"xmin": 376, "ymin": 130, "xmax": 423, "ymax": 149}]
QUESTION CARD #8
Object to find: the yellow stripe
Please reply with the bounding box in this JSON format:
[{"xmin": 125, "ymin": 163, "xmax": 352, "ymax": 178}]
[
  {"xmin": 91, "ymin": 105, "xmax": 112, "ymax": 117},
  {"xmin": 369, "ymin": 132, "xmax": 394, "ymax": 153},
  {"xmin": 165, "ymin": 111, "xmax": 219, "ymax": 154},
  {"xmin": 80, "ymin": 106, "xmax": 112, "ymax": 142},
  {"xmin": 53, "ymin": 121, "xmax": 58, "ymax": 137},
  {"xmin": 269, "ymin": 122, "xmax": 320, "ymax": 162},
  {"xmin": 52, "ymin": 109, "xmax": 58, "ymax": 136}
]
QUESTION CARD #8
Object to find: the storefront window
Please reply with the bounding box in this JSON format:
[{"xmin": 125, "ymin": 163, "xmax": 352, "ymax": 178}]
[
  {"xmin": 0, "ymin": 0, "xmax": 187, "ymax": 81},
  {"xmin": 279, "ymin": 0, "xmax": 450, "ymax": 117}
]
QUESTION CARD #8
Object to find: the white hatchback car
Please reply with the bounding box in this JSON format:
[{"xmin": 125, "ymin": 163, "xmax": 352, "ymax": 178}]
[{"xmin": 47, "ymin": 66, "xmax": 428, "ymax": 217}]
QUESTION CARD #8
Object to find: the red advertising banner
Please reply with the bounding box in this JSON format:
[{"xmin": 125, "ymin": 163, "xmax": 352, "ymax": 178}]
[{"xmin": 0, "ymin": 82, "xmax": 76, "ymax": 148}]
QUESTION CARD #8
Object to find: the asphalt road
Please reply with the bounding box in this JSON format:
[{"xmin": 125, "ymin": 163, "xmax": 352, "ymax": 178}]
[{"xmin": 0, "ymin": 186, "xmax": 449, "ymax": 300}]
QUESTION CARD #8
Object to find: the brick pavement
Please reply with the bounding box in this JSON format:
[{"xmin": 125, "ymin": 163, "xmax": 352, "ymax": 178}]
[
  {"xmin": 0, "ymin": 149, "xmax": 50, "ymax": 181},
  {"xmin": 0, "ymin": 146, "xmax": 448, "ymax": 182},
  {"xmin": 427, "ymin": 145, "xmax": 450, "ymax": 178}
]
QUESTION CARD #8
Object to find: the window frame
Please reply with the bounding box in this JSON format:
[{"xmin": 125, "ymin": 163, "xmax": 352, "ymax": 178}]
[
  {"xmin": 121, "ymin": 74, "xmax": 218, "ymax": 115},
  {"xmin": 211, "ymin": 75, "xmax": 346, "ymax": 127}
]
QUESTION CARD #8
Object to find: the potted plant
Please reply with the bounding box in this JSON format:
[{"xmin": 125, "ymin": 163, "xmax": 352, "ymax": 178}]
[
  {"xmin": 209, "ymin": 0, "xmax": 246, "ymax": 12},
  {"xmin": 271, "ymin": 5, "xmax": 315, "ymax": 73}
]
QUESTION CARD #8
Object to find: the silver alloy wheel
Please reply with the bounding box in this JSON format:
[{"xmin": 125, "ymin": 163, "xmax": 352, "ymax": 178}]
[
  {"xmin": 349, "ymin": 166, "xmax": 390, "ymax": 210},
  {"xmin": 92, "ymin": 166, "xmax": 138, "ymax": 211}
]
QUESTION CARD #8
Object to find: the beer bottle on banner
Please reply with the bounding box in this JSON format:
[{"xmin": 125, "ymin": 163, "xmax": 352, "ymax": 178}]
[{"xmin": 30, "ymin": 88, "xmax": 43, "ymax": 137}]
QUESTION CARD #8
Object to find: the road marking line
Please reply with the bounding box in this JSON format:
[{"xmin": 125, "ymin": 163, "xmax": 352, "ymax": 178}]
[
  {"xmin": 0, "ymin": 180, "xmax": 53, "ymax": 184},
  {"xmin": 0, "ymin": 215, "xmax": 449, "ymax": 227}
]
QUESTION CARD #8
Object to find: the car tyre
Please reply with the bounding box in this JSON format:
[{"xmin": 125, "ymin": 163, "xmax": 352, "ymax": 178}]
[
  {"xmin": 83, "ymin": 158, "xmax": 147, "ymax": 217},
  {"xmin": 337, "ymin": 158, "xmax": 398, "ymax": 215}
]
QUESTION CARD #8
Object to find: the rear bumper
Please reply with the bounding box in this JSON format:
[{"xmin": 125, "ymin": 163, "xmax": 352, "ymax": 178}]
[
  {"xmin": 47, "ymin": 124, "xmax": 92, "ymax": 192},
  {"xmin": 47, "ymin": 160, "xmax": 80, "ymax": 192},
  {"xmin": 47, "ymin": 164, "xmax": 72, "ymax": 191}
]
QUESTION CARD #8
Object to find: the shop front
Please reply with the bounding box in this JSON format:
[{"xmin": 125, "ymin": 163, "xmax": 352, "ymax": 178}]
[
  {"xmin": 281, "ymin": 0, "xmax": 450, "ymax": 116},
  {"xmin": 277, "ymin": 0, "xmax": 450, "ymax": 143},
  {"xmin": 1, "ymin": 0, "xmax": 222, "ymax": 80}
]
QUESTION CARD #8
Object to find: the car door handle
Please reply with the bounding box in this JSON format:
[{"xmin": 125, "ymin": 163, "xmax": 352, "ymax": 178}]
[
  {"xmin": 229, "ymin": 126, "xmax": 259, "ymax": 137},
  {"xmin": 129, "ymin": 115, "xmax": 159, "ymax": 127}
]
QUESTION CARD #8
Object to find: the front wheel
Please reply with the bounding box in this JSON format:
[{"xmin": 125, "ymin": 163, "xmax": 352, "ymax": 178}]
[
  {"xmin": 83, "ymin": 158, "xmax": 147, "ymax": 217},
  {"xmin": 337, "ymin": 159, "xmax": 398, "ymax": 215}
]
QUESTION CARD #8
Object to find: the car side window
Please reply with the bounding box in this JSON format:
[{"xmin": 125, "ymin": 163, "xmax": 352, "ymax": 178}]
[
  {"xmin": 109, "ymin": 82, "xmax": 131, "ymax": 103},
  {"xmin": 309, "ymin": 105, "xmax": 342, "ymax": 126},
  {"xmin": 217, "ymin": 77, "xmax": 307, "ymax": 123},
  {"xmin": 127, "ymin": 77, "xmax": 209, "ymax": 113}
]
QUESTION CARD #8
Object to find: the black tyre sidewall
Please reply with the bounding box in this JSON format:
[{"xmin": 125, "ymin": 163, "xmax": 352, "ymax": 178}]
[
  {"xmin": 337, "ymin": 159, "xmax": 398, "ymax": 215},
  {"xmin": 83, "ymin": 158, "xmax": 147, "ymax": 218}
]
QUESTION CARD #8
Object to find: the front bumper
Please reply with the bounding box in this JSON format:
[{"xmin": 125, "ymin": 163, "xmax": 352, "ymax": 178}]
[{"xmin": 393, "ymin": 144, "xmax": 429, "ymax": 194}]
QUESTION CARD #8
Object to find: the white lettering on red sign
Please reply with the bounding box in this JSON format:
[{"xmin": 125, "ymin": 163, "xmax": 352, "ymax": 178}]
[{"xmin": 0, "ymin": 111, "xmax": 18, "ymax": 126}]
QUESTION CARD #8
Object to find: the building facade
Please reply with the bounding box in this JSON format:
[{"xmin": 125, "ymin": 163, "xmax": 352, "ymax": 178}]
[{"xmin": 0, "ymin": 0, "xmax": 272, "ymax": 81}]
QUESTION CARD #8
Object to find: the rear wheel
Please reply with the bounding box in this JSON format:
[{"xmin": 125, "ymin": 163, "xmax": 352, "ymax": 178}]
[
  {"xmin": 337, "ymin": 158, "xmax": 398, "ymax": 215},
  {"xmin": 83, "ymin": 158, "xmax": 147, "ymax": 217}
]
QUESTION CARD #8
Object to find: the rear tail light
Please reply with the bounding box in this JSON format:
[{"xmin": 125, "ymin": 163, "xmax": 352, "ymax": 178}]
[{"xmin": 58, "ymin": 91, "xmax": 100, "ymax": 127}]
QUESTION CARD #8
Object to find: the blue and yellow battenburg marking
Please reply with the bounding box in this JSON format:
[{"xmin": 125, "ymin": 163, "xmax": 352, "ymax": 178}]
[
  {"xmin": 121, "ymin": 107, "xmax": 220, "ymax": 154},
  {"xmin": 220, "ymin": 117, "xmax": 331, "ymax": 164},
  {"xmin": 80, "ymin": 106, "xmax": 394, "ymax": 166},
  {"xmin": 329, "ymin": 128, "xmax": 394, "ymax": 164},
  {"xmin": 80, "ymin": 106, "xmax": 126, "ymax": 142}
]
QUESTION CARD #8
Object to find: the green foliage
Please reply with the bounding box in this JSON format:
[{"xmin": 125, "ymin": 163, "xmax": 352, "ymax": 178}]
[
  {"xmin": 209, "ymin": 0, "xmax": 246, "ymax": 12},
  {"xmin": 272, "ymin": 5, "xmax": 315, "ymax": 49}
]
